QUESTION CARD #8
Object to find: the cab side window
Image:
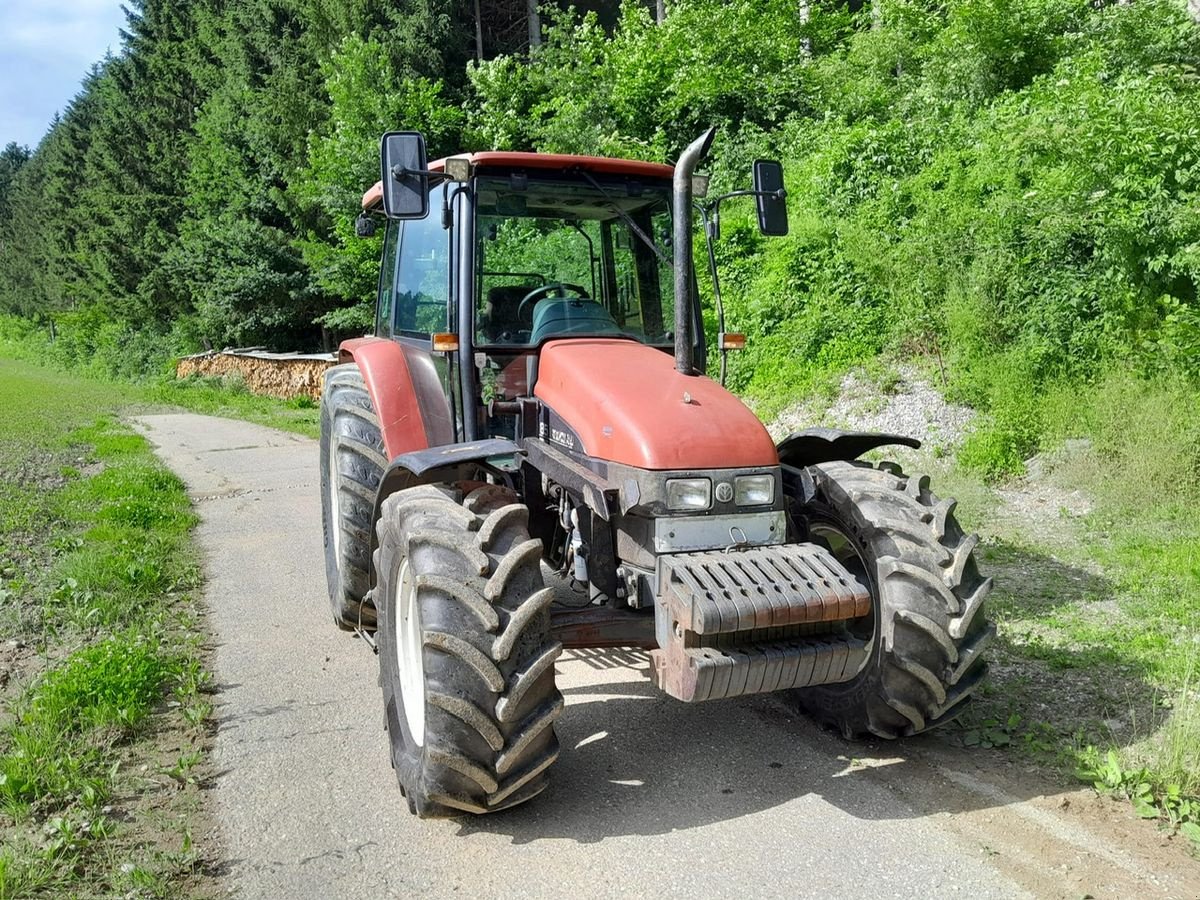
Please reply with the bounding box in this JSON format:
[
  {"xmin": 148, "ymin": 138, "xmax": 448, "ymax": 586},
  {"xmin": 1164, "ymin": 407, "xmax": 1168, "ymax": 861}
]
[
  {"xmin": 376, "ymin": 222, "xmax": 399, "ymax": 337},
  {"xmin": 395, "ymin": 198, "xmax": 450, "ymax": 338}
]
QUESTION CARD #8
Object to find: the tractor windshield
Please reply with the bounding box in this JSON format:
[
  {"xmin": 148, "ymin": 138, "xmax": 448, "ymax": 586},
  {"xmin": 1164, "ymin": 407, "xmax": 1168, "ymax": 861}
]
[{"xmin": 474, "ymin": 174, "xmax": 675, "ymax": 348}]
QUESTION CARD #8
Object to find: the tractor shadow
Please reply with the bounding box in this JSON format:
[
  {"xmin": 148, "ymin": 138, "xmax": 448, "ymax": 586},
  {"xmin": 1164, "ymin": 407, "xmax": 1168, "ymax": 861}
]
[{"xmin": 459, "ymin": 544, "xmax": 1160, "ymax": 844}]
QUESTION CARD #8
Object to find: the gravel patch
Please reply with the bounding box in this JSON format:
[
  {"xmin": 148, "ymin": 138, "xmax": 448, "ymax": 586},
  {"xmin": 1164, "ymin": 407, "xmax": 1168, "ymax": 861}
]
[{"xmin": 768, "ymin": 363, "xmax": 976, "ymax": 451}]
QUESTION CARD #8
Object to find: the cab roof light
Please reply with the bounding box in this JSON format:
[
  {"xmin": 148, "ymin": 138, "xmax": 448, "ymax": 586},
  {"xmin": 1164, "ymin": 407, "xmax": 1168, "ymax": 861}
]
[
  {"xmin": 718, "ymin": 332, "xmax": 746, "ymax": 351},
  {"xmin": 444, "ymin": 156, "xmax": 472, "ymax": 182}
]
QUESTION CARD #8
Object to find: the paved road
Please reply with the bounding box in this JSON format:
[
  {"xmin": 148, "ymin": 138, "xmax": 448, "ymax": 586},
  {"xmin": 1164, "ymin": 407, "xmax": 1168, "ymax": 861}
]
[{"xmin": 134, "ymin": 414, "xmax": 1199, "ymax": 900}]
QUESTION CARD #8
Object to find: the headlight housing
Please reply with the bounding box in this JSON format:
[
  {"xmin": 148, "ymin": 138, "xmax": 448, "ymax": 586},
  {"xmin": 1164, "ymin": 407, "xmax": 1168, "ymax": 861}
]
[
  {"xmin": 666, "ymin": 477, "xmax": 712, "ymax": 511},
  {"xmin": 734, "ymin": 474, "xmax": 775, "ymax": 506}
]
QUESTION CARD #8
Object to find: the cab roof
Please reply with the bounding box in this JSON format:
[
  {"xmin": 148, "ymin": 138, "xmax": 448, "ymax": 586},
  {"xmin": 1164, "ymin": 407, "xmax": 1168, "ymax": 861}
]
[{"xmin": 361, "ymin": 151, "xmax": 675, "ymax": 211}]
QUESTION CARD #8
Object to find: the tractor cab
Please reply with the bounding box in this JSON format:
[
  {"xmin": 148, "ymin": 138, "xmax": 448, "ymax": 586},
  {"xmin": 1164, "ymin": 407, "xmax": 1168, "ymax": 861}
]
[{"xmin": 359, "ymin": 144, "xmax": 705, "ymax": 444}]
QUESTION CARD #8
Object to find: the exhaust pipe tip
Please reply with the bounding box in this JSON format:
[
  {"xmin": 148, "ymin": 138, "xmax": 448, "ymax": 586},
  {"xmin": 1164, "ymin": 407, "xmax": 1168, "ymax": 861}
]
[{"xmin": 673, "ymin": 127, "xmax": 717, "ymax": 376}]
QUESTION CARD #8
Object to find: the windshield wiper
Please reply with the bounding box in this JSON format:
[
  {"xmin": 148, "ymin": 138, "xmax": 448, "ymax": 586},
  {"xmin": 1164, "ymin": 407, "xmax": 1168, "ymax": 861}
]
[{"xmin": 575, "ymin": 169, "xmax": 669, "ymax": 265}]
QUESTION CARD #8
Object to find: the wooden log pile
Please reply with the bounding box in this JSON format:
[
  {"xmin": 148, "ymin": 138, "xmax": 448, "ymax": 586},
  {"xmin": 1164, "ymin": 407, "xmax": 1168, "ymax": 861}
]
[{"xmin": 175, "ymin": 349, "xmax": 337, "ymax": 401}]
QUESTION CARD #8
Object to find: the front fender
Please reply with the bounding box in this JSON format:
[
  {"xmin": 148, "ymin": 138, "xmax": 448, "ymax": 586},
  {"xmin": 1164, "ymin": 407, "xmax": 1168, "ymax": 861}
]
[
  {"xmin": 368, "ymin": 439, "xmax": 523, "ymax": 586},
  {"xmin": 338, "ymin": 336, "xmax": 453, "ymax": 461},
  {"xmin": 776, "ymin": 427, "xmax": 920, "ymax": 469}
]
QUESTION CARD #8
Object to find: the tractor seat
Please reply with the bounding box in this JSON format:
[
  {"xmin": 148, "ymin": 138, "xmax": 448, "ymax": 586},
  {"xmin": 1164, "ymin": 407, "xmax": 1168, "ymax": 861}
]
[{"xmin": 529, "ymin": 298, "xmax": 621, "ymax": 343}]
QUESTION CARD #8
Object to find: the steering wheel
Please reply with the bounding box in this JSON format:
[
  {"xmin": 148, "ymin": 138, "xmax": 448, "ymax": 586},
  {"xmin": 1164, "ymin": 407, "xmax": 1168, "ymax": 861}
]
[{"xmin": 517, "ymin": 282, "xmax": 590, "ymax": 325}]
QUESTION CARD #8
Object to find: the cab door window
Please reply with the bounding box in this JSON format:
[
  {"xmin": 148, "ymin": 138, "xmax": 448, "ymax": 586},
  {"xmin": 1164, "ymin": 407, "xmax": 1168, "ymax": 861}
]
[
  {"xmin": 395, "ymin": 198, "xmax": 450, "ymax": 338},
  {"xmin": 376, "ymin": 222, "xmax": 399, "ymax": 337}
]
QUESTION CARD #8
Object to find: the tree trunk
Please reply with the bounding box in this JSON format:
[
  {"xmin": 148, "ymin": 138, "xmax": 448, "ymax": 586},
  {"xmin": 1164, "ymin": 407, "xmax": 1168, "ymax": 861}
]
[
  {"xmin": 656, "ymin": 0, "xmax": 666, "ymax": 23},
  {"xmin": 798, "ymin": 0, "xmax": 811, "ymax": 57},
  {"xmin": 527, "ymin": 0, "xmax": 541, "ymax": 49},
  {"xmin": 474, "ymin": 0, "xmax": 484, "ymax": 59}
]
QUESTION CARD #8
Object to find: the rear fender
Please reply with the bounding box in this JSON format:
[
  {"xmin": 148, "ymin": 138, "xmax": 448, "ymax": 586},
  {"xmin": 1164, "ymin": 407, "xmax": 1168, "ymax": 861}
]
[{"xmin": 338, "ymin": 337, "xmax": 453, "ymax": 461}]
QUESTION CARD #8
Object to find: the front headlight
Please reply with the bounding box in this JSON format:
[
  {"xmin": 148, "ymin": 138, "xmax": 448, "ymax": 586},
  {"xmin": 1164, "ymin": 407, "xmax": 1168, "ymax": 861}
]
[
  {"xmin": 666, "ymin": 477, "xmax": 712, "ymax": 511},
  {"xmin": 734, "ymin": 474, "xmax": 775, "ymax": 506}
]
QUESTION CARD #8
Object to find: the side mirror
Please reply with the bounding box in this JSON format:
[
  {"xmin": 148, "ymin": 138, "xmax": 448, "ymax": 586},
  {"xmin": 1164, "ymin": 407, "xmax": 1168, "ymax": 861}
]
[
  {"xmin": 380, "ymin": 131, "xmax": 429, "ymax": 220},
  {"xmin": 752, "ymin": 160, "xmax": 788, "ymax": 236},
  {"xmin": 354, "ymin": 213, "xmax": 377, "ymax": 238}
]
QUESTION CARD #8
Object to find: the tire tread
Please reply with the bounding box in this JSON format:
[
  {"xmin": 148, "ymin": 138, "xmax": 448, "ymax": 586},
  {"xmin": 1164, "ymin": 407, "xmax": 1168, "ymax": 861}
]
[{"xmin": 796, "ymin": 460, "xmax": 993, "ymax": 738}]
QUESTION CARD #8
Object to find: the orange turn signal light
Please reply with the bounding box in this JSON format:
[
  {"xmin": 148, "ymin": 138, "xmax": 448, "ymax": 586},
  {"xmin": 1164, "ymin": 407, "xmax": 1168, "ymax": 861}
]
[
  {"xmin": 718, "ymin": 332, "xmax": 746, "ymax": 351},
  {"xmin": 431, "ymin": 333, "xmax": 459, "ymax": 353}
]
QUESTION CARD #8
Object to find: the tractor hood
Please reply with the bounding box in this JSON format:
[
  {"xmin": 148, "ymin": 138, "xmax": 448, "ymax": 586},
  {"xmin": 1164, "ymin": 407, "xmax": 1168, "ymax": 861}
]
[{"xmin": 533, "ymin": 339, "xmax": 779, "ymax": 470}]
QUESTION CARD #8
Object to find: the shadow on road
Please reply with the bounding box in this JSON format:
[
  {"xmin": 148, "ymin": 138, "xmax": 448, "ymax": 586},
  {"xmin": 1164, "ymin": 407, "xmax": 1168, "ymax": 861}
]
[
  {"xmin": 450, "ymin": 667, "xmax": 1030, "ymax": 844},
  {"xmin": 456, "ymin": 541, "xmax": 1158, "ymax": 845}
]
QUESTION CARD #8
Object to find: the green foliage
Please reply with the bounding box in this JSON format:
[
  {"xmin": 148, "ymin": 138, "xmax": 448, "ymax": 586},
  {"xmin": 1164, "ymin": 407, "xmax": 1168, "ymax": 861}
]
[
  {"xmin": 1079, "ymin": 746, "xmax": 1200, "ymax": 846},
  {"xmin": 0, "ymin": 0, "xmax": 485, "ymax": 364},
  {"xmin": 465, "ymin": 0, "xmax": 1200, "ymax": 449},
  {"xmin": 295, "ymin": 34, "xmax": 464, "ymax": 330},
  {"xmin": 468, "ymin": 0, "xmax": 809, "ymax": 159},
  {"xmin": 3, "ymin": 0, "xmax": 1197, "ymax": 422},
  {"xmin": 0, "ymin": 143, "xmax": 31, "ymax": 224}
]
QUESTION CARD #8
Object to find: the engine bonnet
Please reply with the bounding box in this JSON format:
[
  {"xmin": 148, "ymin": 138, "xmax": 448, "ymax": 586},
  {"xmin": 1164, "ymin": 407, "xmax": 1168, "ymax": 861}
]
[{"xmin": 533, "ymin": 339, "xmax": 779, "ymax": 470}]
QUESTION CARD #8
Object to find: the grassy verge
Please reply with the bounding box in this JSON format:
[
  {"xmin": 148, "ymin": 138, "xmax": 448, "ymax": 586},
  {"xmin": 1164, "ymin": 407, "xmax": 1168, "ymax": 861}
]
[
  {"xmin": 0, "ymin": 317, "xmax": 318, "ymax": 440},
  {"xmin": 137, "ymin": 375, "xmax": 319, "ymax": 440},
  {"xmin": 0, "ymin": 358, "xmax": 215, "ymax": 897},
  {"xmin": 928, "ymin": 371, "xmax": 1200, "ymax": 847}
]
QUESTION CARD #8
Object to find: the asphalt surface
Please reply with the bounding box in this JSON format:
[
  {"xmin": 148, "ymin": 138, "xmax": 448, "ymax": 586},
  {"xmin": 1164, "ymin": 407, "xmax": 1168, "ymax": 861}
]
[{"xmin": 133, "ymin": 413, "xmax": 1198, "ymax": 900}]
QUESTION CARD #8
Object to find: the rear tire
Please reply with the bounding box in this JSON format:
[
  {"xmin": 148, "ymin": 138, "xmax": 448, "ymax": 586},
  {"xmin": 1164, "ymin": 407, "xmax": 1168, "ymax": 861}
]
[
  {"xmin": 320, "ymin": 364, "xmax": 387, "ymax": 631},
  {"xmin": 375, "ymin": 485, "xmax": 563, "ymax": 817},
  {"xmin": 791, "ymin": 460, "xmax": 995, "ymax": 738}
]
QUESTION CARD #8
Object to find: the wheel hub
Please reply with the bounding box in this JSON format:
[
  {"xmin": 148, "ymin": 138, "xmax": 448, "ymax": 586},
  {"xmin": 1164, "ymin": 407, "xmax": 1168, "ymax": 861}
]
[{"xmin": 328, "ymin": 443, "xmax": 341, "ymax": 561}]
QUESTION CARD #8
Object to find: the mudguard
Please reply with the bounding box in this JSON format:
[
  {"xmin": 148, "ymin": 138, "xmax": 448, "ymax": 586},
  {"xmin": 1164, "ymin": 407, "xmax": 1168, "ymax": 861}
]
[
  {"xmin": 776, "ymin": 427, "xmax": 920, "ymax": 468},
  {"xmin": 375, "ymin": 438, "xmax": 522, "ymax": 499},
  {"xmin": 367, "ymin": 439, "xmax": 523, "ymax": 585},
  {"xmin": 338, "ymin": 336, "xmax": 454, "ymax": 461}
]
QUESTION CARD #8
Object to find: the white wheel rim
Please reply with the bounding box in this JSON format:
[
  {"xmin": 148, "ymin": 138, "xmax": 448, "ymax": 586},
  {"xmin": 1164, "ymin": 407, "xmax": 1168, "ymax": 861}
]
[
  {"xmin": 328, "ymin": 441, "xmax": 341, "ymax": 562},
  {"xmin": 395, "ymin": 558, "xmax": 426, "ymax": 746}
]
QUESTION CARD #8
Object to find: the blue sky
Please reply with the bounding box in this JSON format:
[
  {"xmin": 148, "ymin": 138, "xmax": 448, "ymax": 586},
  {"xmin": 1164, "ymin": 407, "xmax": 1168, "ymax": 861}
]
[{"xmin": 0, "ymin": 1, "xmax": 128, "ymax": 149}]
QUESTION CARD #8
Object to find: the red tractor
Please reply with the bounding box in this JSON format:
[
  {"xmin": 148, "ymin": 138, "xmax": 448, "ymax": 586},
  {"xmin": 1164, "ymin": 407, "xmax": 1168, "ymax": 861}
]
[{"xmin": 320, "ymin": 129, "xmax": 994, "ymax": 817}]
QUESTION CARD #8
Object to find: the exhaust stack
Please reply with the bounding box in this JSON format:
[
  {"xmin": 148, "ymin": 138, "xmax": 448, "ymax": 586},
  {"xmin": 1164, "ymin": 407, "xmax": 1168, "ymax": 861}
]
[{"xmin": 672, "ymin": 127, "xmax": 717, "ymax": 375}]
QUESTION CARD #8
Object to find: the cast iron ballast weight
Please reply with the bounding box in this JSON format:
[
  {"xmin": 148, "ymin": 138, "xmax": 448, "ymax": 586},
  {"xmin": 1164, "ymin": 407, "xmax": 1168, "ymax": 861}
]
[{"xmin": 318, "ymin": 128, "xmax": 995, "ymax": 817}]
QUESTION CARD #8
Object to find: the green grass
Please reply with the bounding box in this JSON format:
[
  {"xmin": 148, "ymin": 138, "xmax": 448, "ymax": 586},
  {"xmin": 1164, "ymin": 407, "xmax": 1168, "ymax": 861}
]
[
  {"xmin": 930, "ymin": 368, "xmax": 1200, "ymax": 842},
  {"xmin": 0, "ymin": 357, "xmax": 214, "ymax": 898},
  {"xmin": 0, "ymin": 318, "xmax": 319, "ymax": 440}
]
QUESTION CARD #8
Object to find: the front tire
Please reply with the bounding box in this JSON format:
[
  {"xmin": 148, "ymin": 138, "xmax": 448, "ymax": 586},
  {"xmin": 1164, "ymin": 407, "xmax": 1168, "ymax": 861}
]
[
  {"xmin": 375, "ymin": 485, "xmax": 563, "ymax": 817},
  {"xmin": 792, "ymin": 460, "xmax": 995, "ymax": 738}
]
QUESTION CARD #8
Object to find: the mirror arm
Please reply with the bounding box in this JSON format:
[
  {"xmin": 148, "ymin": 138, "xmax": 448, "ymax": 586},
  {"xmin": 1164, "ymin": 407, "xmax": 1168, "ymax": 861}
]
[
  {"xmin": 707, "ymin": 187, "xmax": 787, "ymax": 211},
  {"xmin": 390, "ymin": 165, "xmax": 451, "ymax": 185}
]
